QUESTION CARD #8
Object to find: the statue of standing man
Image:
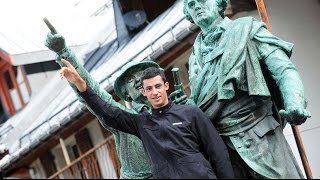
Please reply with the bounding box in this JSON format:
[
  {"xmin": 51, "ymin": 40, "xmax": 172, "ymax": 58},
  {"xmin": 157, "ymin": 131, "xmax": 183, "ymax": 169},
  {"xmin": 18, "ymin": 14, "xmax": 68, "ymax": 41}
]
[{"xmin": 181, "ymin": 0, "xmax": 311, "ymax": 178}]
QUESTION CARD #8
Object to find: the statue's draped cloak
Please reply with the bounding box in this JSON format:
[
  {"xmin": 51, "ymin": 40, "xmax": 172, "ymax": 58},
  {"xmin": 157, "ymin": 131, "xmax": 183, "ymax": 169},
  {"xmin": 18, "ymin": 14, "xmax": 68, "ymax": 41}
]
[
  {"xmin": 188, "ymin": 17, "xmax": 293, "ymax": 134},
  {"xmin": 188, "ymin": 17, "xmax": 304, "ymax": 178}
]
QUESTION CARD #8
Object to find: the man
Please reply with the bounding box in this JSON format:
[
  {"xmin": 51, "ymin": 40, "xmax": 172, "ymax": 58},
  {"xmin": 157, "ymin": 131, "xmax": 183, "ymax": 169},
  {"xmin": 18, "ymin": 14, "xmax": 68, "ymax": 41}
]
[
  {"xmin": 60, "ymin": 60, "xmax": 234, "ymax": 179},
  {"xmin": 45, "ymin": 32, "xmax": 154, "ymax": 179},
  {"xmin": 179, "ymin": 0, "xmax": 311, "ymax": 178}
]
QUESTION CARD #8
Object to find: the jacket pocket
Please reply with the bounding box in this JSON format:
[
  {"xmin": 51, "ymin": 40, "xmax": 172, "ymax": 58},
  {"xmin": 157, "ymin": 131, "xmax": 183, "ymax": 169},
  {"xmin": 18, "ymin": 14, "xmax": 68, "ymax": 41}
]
[
  {"xmin": 253, "ymin": 117, "xmax": 280, "ymax": 138},
  {"xmin": 153, "ymin": 162, "xmax": 168, "ymax": 179},
  {"xmin": 142, "ymin": 125, "xmax": 159, "ymax": 131},
  {"xmin": 173, "ymin": 121, "xmax": 191, "ymax": 134},
  {"xmin": 177, "ymin": 153, "xmax": 214, "ymax": 179}
]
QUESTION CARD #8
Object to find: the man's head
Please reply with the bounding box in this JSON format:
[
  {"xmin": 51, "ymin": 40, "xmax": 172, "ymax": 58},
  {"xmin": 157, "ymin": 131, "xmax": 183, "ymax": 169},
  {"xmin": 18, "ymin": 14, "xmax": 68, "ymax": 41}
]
[
  {"xmin": 114, "ymin": 61, "xmax": 160, "ymax": 104},
  {"xmin": 183, "ymin": 0, "xmax": 228, "ymax": 26},
  {"xmin": 140, "ymin": 67, "xmax": 169, "ymax": 109}
]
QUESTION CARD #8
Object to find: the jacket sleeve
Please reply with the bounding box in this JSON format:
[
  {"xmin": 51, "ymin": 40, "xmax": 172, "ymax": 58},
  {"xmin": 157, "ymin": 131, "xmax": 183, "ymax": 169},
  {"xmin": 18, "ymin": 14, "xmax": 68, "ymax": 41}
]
[
  {"xmin": 79, "ymin": 86, "xmax": 142, "ymax": 138},
  {"xmin": 192, "ymin": 107, "xmax": 234, "ymax": 179}
]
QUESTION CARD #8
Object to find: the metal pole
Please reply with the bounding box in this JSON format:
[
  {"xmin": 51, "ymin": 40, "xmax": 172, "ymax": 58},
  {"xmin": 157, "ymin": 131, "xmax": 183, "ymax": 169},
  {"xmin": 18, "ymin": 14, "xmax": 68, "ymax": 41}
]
[
  {"xmin": 255, "ymin": 0, "xmax": 272, "ymax": 31},
  {"xmin": 254, "ymin": 0, "xmax": 313, "ymax": 179},
  {"xmin": 292, "ymin": 126, "xmax": 313, "ymax": 179}
]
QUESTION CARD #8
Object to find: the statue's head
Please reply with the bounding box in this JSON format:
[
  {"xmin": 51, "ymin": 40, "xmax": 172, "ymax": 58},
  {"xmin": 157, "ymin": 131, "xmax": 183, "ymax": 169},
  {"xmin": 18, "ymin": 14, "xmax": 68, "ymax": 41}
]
[
  {"xmin": 114, "ymin": 60, "xmax": 160, "ymax": 103},
  {"xmin": 183, "ymin": 0, "xmax": 228, "ymax": 24}
]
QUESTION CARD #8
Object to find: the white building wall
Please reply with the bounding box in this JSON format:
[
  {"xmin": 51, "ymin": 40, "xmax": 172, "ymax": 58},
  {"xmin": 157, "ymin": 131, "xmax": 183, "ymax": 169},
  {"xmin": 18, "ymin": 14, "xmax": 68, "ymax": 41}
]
[
  {"xmin": 86, "ymin": 119, "xmax": 105, "ymax": 145},
  {"xmin": 86, "ymin": 119, "xmax": 117, "ymax": 179},
  {"xmin": 29, "ymin": 159, "xmax": 46, "ymax": 179}
]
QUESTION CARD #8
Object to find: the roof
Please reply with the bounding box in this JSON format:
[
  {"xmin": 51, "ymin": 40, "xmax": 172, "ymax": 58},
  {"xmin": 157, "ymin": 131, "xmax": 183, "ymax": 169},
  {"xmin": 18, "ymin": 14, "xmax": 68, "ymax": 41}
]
[{"xmin": 0, "ymin": 0, "xmax": 197, "ymax": 172}]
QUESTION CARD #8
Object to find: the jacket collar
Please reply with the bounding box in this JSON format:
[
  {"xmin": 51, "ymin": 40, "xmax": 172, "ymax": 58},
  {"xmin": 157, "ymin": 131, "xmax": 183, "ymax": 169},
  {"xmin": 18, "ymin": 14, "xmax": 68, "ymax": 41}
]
[{"xmin": 151, "ymin": 100, "xmax": 173, "ymax": 115}]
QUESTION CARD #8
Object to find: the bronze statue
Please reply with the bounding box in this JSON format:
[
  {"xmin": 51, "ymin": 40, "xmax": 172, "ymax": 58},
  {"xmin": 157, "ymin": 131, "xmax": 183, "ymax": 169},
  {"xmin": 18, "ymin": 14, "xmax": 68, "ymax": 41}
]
[
  {"xmin": 178, "ymin": 0, "xmax": 311, "ymax": 178},
  {"xmin": 44, "ymin": 19, "xmax": 154, "ymax": 178}
]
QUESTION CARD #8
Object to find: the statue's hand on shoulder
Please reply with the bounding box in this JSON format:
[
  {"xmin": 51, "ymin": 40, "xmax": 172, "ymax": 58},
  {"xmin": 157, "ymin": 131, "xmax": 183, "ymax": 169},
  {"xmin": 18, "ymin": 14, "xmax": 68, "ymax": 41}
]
[
  {"xmin": 279, "ymin": 106, "xmax": 311, "ymax": 125},
  {"xmin": 45, "ymin": 32, "xmax": 66, "ymax": 54}
]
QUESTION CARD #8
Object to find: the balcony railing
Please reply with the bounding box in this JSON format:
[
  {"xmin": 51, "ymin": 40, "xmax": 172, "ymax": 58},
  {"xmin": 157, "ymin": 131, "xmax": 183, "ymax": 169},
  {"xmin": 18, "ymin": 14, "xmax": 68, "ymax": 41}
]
[{"xmin": 48, "ymin": 136, "xmax": 118, "ymax": 179}]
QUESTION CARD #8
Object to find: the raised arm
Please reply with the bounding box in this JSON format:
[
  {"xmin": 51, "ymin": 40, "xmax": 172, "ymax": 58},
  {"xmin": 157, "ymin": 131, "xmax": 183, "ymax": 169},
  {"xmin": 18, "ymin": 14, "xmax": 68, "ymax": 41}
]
[
  {"xmin": 44, "ymin": 31, "xmax": 133, "ymax": 134},
  {"xmin": 44, "ymin": 32, "xmax": 113, "ymax": 105},
  {"xmin": 60, "ymin": 59, "xmax": 141, "ymax": 137}
]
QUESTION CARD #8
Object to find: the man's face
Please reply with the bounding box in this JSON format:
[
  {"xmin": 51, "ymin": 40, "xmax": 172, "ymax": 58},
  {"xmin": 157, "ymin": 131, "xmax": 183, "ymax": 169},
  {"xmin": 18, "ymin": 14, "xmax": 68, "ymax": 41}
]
[
  {"xmin": 185, "ymin": 0, "xmax": 220, "ymax": 27},
  {"xmin": 141, "ymin": 75, "xmax": 169, "ymax": 109},
  {"xmin": 124, "ymin": 70, "xmax": 145, "ymax": 103}
]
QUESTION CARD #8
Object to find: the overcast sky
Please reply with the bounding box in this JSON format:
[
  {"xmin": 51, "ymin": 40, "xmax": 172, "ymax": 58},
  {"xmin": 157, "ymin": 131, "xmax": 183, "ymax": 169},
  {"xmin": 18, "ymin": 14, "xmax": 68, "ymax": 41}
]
[{"xmin": 0, "ymin": 0, "xmax": 113, "ymax": 54}]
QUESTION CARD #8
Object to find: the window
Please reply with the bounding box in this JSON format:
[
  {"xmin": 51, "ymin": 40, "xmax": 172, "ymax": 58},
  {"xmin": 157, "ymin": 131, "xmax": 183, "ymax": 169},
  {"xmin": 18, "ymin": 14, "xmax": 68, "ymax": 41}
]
[
  {"xmin": 118, "ymin": 0, "xmax": 176, "ymax": 36},
  {"xmin": 0, "ymin": 53, "xmax": 31, "ymax": 120}
]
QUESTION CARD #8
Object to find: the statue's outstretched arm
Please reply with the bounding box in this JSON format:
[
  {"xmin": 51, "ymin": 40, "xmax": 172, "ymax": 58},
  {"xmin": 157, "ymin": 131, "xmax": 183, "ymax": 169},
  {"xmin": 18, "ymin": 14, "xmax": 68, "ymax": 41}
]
[
  {"xmin": 44, "ymin": 31, "xmax": 130, "ymax": 132},
  {"xmin": 263, "ymin": 49, "xmax": 311, "ymax": 125}
]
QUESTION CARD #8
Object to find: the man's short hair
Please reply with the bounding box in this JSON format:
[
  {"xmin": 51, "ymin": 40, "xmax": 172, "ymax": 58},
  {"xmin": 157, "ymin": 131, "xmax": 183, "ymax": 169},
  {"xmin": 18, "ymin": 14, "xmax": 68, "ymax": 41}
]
[{"xmin": 140, "ymin": 67, "xmax": 167, "ymax": 85}]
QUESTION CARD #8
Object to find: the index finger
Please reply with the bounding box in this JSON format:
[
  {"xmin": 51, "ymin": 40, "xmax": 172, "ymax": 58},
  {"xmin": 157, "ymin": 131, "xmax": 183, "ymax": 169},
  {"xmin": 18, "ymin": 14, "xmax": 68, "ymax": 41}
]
[
  {"xmin": 61, "ymin": 59, "xmax": 72, "ymax": 67},
  {"xmin": 43, "ymin": 17, "xmax": 57, "ymax": 34}
]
